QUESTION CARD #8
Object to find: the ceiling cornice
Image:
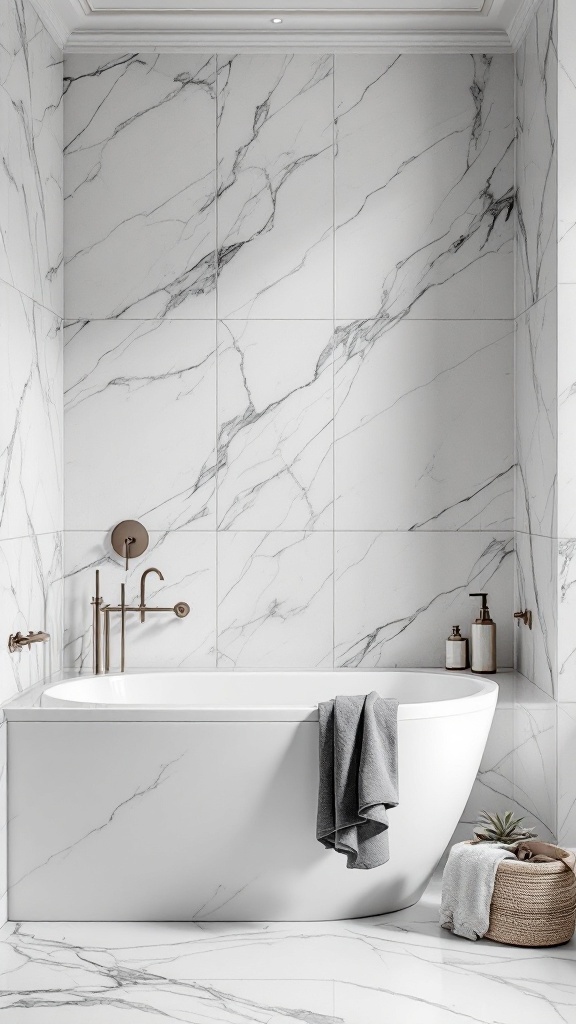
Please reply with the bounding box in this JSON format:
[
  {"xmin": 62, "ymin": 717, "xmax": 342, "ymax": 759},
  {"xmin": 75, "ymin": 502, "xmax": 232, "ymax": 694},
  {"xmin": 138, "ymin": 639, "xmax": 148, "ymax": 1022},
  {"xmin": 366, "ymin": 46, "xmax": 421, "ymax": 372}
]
[
  {"xmin": 32, "ymin": 0, "xmax": 543, "ymax": 54},
  {"xmin": 63, "ymin": 26, "xmax": 512, "ymax": 51}
]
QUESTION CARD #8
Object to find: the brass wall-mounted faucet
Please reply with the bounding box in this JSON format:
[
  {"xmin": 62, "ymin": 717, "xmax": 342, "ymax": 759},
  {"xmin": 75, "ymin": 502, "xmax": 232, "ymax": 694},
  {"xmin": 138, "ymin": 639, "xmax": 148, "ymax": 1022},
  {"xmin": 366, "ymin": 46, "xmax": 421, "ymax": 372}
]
[
  {"xmin": 8, "ymin": 630, "xmax": 50, "ymax": 653},
  {"xmin": 91, "ymin": 568, "xmax": 190, "ymax": 674}
]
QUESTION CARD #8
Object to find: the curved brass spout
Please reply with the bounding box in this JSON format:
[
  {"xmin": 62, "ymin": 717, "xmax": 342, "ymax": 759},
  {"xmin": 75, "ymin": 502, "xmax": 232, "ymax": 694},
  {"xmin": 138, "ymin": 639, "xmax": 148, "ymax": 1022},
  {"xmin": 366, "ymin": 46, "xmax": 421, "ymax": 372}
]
[{"xmin": 140, "ymin": 567, "xmax": 164, "ymax": 622}]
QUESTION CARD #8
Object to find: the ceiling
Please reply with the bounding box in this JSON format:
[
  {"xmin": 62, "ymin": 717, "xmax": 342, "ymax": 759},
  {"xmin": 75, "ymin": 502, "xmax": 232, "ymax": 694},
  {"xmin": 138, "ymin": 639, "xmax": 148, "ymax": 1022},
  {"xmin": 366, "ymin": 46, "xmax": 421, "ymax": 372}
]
[{"xmin": 34, "ymin": 0, "xmax": 540, "ymax": 53}]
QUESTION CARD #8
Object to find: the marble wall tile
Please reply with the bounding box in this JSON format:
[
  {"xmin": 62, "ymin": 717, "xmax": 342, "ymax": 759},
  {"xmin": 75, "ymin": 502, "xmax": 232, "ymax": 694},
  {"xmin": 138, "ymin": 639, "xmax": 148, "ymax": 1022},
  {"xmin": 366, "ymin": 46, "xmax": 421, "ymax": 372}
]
[
  {"xmin": 334, "ymin": 531, "xmax": 513, "ymax": 668},
  {"xmin": 218, "ymin": 532, "xmax": 333, "ymax": 668},
  {"xmin": 64, "ymin": 319, "xmax": 216, "ymax": 532},
  {"xmin": 558, "ymin": 701, "xmax": 576, "ymax": 845},
  {"xmin": 216, "ymin": 55, "xmax": 333, "ymax": 320},
  {"xmin": 558, "ymin": 285, "xmax": 576, "ymax": 539},
  {"xmin": 0, "ymin": 0, "xmax": 63, "ymax": 316},
  {"xmin": 0, "ymin": 283, "xmax": 62, "ymax": 542},
  {"xmin": 0, "ymin": 719, "xmax": 6, "ymax": 925},
  {"xmin": 64, "ymin": 531, "xmax": 216, "ymax": 674},
  {"xmin": 513, "ymin": 699, "xmax": 557, "ymax": 841},
  {"xmin": 334, "ymin": 318, "xmax": 513, "ymax": 532},
  {"xmin": 217, "ymin": 321, "xmax": 333, "ymax": 531},
  {"xmin": 515, "ymin": 0, "xmax": 557, "ymax": 316},
  {"xmin": 0, "ymin": 532, "xmax": 62, "ymax": 704},
  {"xmin": 461, "ymin": 707, "xmax": 516, "ymax": 827},
  {"xmin": 515, "ymin": 531, "xmax": 557, "ymax": 697},
  {"xmin": 64, "ymin": 55, "xmax": 216, "ymax": 321},
  {"xmin": 558, "ymin": 536, "xmax": 576, "ymax": 701},
  {"xmin": 515, "ymin": 291, "xmax": 557, "ymax": 539},
  {"xmin": 558, "ymin": 0, "xmax": 576, "ymax": 283},
  {"xmin": 335, "ymin": 54, "xmax": 514, "ymax": 323}
]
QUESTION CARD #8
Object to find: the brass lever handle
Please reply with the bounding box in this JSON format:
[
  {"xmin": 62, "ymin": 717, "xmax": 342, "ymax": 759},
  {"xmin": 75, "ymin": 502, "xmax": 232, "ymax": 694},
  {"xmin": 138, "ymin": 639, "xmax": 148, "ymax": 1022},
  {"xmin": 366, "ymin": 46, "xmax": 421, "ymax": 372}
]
[
  {"xmin": 514, "ymin": 610, "xmax": 532, "ymax": 629},
  {"xmin": 8, "ymin": 631, "xmax": 50, "ymax": 653}
]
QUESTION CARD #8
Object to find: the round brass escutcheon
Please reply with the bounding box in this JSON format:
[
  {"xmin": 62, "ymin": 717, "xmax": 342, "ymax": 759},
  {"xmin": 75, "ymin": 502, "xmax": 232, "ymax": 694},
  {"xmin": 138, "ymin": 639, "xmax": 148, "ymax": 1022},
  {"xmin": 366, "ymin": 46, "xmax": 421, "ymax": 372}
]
[
  {"xmin": 111, "ymin": 520, "xmax": 149, "ymax": 565},
  {"xmin": 174, "ymin": 602, "xmax": 190, "ymax": 618}
]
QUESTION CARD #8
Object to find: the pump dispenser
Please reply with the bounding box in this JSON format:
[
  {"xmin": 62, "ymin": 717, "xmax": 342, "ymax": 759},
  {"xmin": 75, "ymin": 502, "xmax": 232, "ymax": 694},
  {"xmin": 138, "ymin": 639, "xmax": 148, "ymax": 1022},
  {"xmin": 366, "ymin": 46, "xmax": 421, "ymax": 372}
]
[{"xmin": 469, "ymin": 593, "xmax": 497, "ymax": 673}]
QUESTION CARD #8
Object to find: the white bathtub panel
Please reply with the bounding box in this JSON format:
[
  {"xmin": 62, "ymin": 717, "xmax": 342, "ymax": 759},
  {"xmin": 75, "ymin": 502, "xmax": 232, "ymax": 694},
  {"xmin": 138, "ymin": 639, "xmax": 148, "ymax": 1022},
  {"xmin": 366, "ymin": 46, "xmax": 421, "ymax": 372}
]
[{"xmin": 8, "ymin": 710, "xmax": 494, "ymax": 920}]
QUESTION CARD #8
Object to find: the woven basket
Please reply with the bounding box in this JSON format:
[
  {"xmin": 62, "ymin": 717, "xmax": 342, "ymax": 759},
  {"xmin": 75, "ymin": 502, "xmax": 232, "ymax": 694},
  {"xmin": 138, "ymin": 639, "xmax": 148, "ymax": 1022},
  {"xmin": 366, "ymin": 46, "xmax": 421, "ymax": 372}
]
[{"xmin": 486, "ymin": 856, "xmax": 576, "ymax": 947}]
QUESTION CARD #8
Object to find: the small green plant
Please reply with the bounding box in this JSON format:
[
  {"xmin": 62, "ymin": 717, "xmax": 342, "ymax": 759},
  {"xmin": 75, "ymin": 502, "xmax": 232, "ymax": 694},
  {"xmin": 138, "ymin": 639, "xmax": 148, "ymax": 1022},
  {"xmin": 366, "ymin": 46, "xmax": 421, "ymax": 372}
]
[{"xmin": 473, "ymin": 809, "xmax": 537, "ymax": 844}]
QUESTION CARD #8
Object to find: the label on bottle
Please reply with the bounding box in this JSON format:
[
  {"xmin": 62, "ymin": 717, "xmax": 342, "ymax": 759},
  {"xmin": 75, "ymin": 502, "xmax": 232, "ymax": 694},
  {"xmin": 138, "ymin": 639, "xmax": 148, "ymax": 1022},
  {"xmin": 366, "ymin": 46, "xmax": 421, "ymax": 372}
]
[{"xmin": 446, "ymin": 639, "xmax": 467, "ymax": 670}]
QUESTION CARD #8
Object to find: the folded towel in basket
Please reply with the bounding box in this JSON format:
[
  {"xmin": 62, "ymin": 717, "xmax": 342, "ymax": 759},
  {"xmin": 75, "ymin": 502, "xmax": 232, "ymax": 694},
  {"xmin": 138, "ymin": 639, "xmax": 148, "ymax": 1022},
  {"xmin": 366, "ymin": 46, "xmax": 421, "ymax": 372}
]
[
  {"xmin": 440, "ymin": 841, "xmax": 515, "ymax": 940},
  {"xmin": 316, "ymin": 691, "xmax": 399, "ymax": 870}
]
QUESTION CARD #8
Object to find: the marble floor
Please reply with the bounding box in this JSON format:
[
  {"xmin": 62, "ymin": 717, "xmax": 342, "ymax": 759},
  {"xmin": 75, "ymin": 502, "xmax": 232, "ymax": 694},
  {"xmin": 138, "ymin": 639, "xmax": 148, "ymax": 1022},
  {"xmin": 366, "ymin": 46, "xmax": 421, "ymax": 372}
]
[{"xmin": 0, "ymin": 877, "xmax": 574, "ymax": 1022}]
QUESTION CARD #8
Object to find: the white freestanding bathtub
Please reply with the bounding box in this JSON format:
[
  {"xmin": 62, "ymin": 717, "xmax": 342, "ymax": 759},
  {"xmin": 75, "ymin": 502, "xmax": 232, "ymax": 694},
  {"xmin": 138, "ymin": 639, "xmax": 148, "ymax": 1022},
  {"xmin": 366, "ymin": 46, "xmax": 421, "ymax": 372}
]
[{"xmin": 6, "ymin": 670, "xmax": 497, "ymax": 921}]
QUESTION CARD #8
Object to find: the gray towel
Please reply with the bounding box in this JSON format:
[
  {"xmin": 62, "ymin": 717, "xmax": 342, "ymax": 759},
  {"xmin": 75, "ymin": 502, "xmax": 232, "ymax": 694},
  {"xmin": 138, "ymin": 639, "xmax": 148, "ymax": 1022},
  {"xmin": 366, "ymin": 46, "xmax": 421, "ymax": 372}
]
[
  {"xmin": 440, "ymin": 841, "xmax": 515, "ymax": 940},
  {"xmin": 316, "ymin": 691, "xmax": 399, "ymax": 870}
]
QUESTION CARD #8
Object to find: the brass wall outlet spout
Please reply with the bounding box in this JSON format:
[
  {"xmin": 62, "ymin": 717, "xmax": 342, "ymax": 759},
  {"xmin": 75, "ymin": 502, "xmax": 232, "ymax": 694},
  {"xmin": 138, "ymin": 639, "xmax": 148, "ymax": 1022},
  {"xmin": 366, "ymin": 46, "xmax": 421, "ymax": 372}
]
[
  {"xmin": 8, "ymin": 631, "xmax": 50, "ymax": 653},
  {"xmin": 91, "ymin": 567, "xmax": 190, "ymax": 674}
]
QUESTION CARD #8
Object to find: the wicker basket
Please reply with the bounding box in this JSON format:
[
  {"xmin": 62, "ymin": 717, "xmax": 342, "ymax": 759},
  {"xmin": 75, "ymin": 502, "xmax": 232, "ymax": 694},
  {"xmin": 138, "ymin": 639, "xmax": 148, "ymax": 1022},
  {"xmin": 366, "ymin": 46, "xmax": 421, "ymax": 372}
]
[{"xmin": 486, "ymin": 856, "xmax": 576, "ymax": 947}]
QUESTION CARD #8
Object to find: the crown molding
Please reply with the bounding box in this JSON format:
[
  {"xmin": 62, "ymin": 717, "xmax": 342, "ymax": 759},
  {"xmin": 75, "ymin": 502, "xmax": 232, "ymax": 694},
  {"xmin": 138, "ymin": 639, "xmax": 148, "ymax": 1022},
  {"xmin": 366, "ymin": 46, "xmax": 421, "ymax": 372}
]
[
  {"xmin": 507, "ymin": 0, "xmax": 543, "ymax": 49},
  {"xmin": 64, "ymin": 26, "xmax": 512, "ymax": 50},
  {"xmin": 32, "ymin": 0, "xmax": 538, "ymax": 53}
]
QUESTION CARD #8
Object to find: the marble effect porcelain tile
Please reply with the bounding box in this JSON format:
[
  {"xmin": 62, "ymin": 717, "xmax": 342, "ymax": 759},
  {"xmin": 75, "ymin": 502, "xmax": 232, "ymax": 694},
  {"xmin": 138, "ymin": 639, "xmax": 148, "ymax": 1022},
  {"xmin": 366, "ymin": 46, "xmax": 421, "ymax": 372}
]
[
  {"xmin": 334, "ymin": 318, "xmax": 513, "ymax": 531},
  {"xmin": 558, "ymin": 536, "xmax": 576, "ymax": 700},
  {"xmin": 0, "ymin": 883, "xmax": 575, "ymax": 1023},
  {"xmin": 334, "ymin": 531, "xmax": 513, "ymax": 668},
  {"xmin": 558, "ymin": 702, "xmax": 576, "ymax": 846},
  {"xmin": 217, "ymin": 55, "xmax": 333, "ymax": 319},
  {"xmin": 515, "ymin": 531, "xmax": 557, "ymax": 697},
  {"xmin": 335, "ymin": 54, "xmax": 514, "ymax": 323},
  {"xmin": 64, "ymin": 54, "xmax": 216, "ymax": 320},
  {"xmin": 218, "ymin": 320, "xmax": 333, "ymax": 530},
  {"xmin": 558, "ymin": 0, "xmax": 576, "ymax": 283},
  {"xmin": 461, "ymin": 707, "xmax": 515, "ymax": 827},
  {"xmin": 515, "ymin": 292, "xmax": 557, "ymax": 539},
  {"xmin": 0, "ymin": 282, "xmax": 62, "ymax": 541},
  {"xmin": 64, "ymin": 531, "xmax": 216, "ymax": 673},
  {"xmin": 218, "ymin": 531, "xmax": 333, "ymax": 668},
  {"xmin": 0, "ymin": 0, "xmax": 63, "ymax": 315},
  {"xmin": 558, "ymin": 285, "xmax": 576, "ymax": 539},
  {"xmin": 0, "ymin": 533, "xmax": 62, "ymax": 705},
  {"xmin": 512, "ymin": 700, "xmax": 557, "ymax": 840},
  {"xmin": 515, "ymin": 0, "xmax": 557, "ymax": 316},
  {"xmin": 64, "ymin": 319, "xmax": 216, "ymax": 531}
]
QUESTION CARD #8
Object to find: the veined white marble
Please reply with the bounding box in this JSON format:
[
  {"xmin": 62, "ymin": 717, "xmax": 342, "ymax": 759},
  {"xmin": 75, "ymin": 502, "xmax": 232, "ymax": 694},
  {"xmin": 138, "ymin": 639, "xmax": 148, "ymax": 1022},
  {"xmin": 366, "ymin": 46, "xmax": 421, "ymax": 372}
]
[
  {"xmin": 335, "ymin": 54, "xmax": 514, "ymax": 323},
  {"xmin": 513, "ymin": 697, "xmax": 557, "ymax": 841},
  {"xmin": 0, "ymin": 878, "xmax": 575, "ymax": 1022},
  {"xmin": 218, "ymin": 320, "xmax": 333, "ymax": 531},
  {"xmin": 335, "ymin": 318, "xmax": 513, "ymax": 532},
  {"xmin": 558, "ymin": 536, "xmax": 576, "ymax": 701},
  {"xmin": 64, "ymin": 319, "xmax": 216, "ymax": 531},
  {"xmin": 558, "ymin": 701, "xmax": 576, "ymax": 846},
  {"xmin": 64, "ymin": 54, "xmax": 216, "ymax": 320},
  {"xmin": 515, "ymin": 0, "xmax": 557, "ymax": 317},
  {"xmin": 515, "ymin": 532, "xmax": 557, "ymax": 697},
  {"xmin": 461, "ymin": 706, "xmax": 515, "ymax": 827},
  {"xmin": 515, "ymin": 291, "xmax": 557, "ymax": 540},
  {"xmin": 558, "ymin": 0, "xmax": 576, "ymax": 284},
  {"xmin": 0, "ymin": 0, "xmax": 63, "ymax": 316},
  {"xmin": 0, "ymin": 533, "xmax": 63, "ymax": 705},
  {"xmin": 334, "ymin": 531, "xmax": 513, "ymax": 669},
  {"xmin": 64, "ymin": 531, "xmax": 216, "ymax": 674},
  {"xmin": 0, "ymin": 282, "xmax": 62, "ymax": 542},
  {"xmin": 218, "ymin": 531, "xmax": 333, "ymax": 669},
  {"xmin": 558, "ymin": 285, "xmax": 576, "ymax": 540},
  {"xmin": 217, "ymin": 55, "xmax": 333, "ymax": 320}
]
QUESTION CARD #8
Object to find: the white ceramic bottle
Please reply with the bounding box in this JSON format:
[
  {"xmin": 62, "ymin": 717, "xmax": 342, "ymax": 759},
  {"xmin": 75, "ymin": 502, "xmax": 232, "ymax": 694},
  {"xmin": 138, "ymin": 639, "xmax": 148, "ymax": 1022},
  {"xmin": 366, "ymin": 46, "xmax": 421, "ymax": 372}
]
[
  {"xmin": 445, "ymin": 626, "xmax": 468, "ymax": 670},
  {"xmin": 469, "ymin": 592, "xmax": 497, "ymax": 673}
]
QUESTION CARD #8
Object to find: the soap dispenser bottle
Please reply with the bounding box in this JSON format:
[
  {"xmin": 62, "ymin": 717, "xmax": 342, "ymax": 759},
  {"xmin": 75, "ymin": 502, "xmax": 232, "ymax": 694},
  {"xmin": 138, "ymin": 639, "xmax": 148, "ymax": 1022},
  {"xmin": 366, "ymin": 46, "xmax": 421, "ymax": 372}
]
[{"xmin": 469, "ymin": 592, "xmax": 497, "ymax": 673}]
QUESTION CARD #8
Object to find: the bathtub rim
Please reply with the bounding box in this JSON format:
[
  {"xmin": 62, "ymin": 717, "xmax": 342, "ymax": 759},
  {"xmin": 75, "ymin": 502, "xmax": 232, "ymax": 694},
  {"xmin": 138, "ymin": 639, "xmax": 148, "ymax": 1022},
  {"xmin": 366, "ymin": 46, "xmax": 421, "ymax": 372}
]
[{"xmin": 6, "ymin": 668, "xmax": 500, "ymax": 722}]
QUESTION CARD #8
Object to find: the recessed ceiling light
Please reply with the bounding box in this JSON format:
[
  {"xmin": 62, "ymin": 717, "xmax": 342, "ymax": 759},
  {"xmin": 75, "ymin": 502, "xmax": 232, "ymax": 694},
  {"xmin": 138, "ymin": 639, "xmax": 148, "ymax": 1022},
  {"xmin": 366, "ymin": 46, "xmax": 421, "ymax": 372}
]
[{"xmin": 271, "ymin": 17, "xmax": 283, "ymax": 23}]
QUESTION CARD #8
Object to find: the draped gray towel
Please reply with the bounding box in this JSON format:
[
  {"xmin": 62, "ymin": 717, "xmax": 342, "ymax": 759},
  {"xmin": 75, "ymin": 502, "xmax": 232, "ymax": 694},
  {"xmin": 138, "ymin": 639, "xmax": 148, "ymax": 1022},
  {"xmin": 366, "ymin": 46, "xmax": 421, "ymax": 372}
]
[{"xmin": 316, "ymin": 691, "xmax": 399, "ymax": 870}]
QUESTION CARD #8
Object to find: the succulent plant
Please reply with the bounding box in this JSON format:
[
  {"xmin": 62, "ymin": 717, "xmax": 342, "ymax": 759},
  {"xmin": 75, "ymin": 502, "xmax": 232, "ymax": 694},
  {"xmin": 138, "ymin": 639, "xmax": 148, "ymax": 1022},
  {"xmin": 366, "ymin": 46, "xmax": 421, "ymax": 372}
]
[{"xmin": 473, "ymin": 810, "xmax": 537, "ymax": 844}]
